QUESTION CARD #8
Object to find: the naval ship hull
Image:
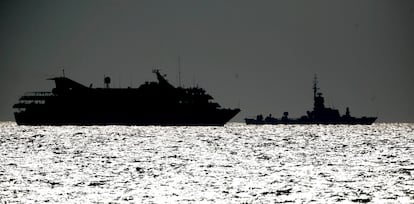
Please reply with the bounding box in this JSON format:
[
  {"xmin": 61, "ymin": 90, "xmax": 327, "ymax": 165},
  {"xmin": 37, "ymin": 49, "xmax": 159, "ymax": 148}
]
[{"xmin": 245, "ymin": 117, "xmax": 377, "ymax": 125}]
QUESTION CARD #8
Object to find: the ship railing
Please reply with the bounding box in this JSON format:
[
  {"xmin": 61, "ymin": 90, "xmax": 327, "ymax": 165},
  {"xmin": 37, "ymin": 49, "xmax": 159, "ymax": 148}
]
[
  {"xmin": 19, "ymin": 92, "xmax": 53, "ymax": 102},
  {"xmin": 14, "ymin": 101, "xmax": 46, "ymax": 106},
  {"xmin": 23, "ymin": 92, "xmax": 53, "ymax": 96}
]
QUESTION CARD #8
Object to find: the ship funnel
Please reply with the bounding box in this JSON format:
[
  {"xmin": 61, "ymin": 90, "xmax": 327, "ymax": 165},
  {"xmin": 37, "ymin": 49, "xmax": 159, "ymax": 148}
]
[{"xmin": 104, "ymin": 76, "xmax": 111, "ymax": 88}]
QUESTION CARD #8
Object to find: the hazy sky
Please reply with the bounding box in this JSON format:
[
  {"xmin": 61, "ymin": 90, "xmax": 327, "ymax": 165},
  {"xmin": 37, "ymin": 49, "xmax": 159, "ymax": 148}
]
[{"xmin": 1, "ymin": 0, "xmax": 413, "ymax": 122}]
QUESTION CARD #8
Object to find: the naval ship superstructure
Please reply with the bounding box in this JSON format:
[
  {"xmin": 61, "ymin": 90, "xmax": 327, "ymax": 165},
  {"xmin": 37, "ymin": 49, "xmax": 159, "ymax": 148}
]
[
  {"xmin": 245, "ymin": 76, "xmax": 377, "ymax": 125},
  {"xmin": 13, "ymin": 70, "xmax": 240, "ymax": 126}
]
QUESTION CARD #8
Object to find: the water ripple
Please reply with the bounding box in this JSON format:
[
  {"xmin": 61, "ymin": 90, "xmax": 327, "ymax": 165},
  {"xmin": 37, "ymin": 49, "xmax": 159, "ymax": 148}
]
[{"xmin": 0, "ymin": 122, "xmax": 413, "ymax": 203}]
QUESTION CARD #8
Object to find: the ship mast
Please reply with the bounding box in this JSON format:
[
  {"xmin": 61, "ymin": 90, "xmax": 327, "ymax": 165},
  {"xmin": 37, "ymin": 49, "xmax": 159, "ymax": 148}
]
[
  {"xmin": 313, "ymin": 75, "xmax": 319, "ymax": 99},
  {"xmin": 178, "ymin": 55, "xmax": 182, "ymax": 87}
]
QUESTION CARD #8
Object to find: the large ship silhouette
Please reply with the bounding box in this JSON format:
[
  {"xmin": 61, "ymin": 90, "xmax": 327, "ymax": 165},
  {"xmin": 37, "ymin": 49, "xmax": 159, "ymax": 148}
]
[
  {"xmin": 245, "ymin": 76, "xmax": 377, "ymax": 125},
  {"xmin": 13, "ymin": 70, "xmax": 240, "ymax": 126}
]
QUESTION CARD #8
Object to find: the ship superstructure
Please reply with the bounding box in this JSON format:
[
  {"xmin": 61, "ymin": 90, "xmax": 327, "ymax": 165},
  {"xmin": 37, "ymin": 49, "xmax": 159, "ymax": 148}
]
[{"xmin": 14, "ymin": 70, "xmax": 240, "ymax": 126}]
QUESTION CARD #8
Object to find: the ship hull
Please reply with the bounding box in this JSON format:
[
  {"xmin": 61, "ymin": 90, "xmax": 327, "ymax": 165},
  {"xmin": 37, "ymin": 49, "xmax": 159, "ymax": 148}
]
[
  {"xmin": 245, "ymin": 117, "xmax": 377, "ymax": 125},
  {"xmin": 15, "ymin": 109, "xmax": 240, "ymax": 126}
]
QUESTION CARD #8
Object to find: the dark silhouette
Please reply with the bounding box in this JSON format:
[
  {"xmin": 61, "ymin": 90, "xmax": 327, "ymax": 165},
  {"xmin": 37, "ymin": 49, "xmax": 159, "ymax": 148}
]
[
  {"xmin": 245, "ymin": 76, "xmax": 377, "ymax": 125},
  {"xmin": 13, "ymin": 70, "xmax": 240, "ymax": 126}
]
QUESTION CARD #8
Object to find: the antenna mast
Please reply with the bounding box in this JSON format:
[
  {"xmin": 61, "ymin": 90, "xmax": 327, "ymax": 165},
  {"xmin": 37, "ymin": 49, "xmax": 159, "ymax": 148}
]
[
  {"xmin": 313, "ymin": 74, "xmax": 319, "ymax": 99},
  {"xmin": 178, "ymin": 55, "xmax": 182, "ymax": 87}
]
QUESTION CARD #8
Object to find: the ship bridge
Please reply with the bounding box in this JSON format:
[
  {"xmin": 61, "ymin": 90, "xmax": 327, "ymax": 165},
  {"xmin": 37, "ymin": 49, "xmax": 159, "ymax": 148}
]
[{"xmin": 48, "ymin": 77, "xmax": 88, "ymax": 94}]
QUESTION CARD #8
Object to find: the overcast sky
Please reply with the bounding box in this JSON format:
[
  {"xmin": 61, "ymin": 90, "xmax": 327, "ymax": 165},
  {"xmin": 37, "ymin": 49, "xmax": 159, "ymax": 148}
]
[{"xmin": 1, "ymin": 0, "xmax": 413, "ymax": 122}]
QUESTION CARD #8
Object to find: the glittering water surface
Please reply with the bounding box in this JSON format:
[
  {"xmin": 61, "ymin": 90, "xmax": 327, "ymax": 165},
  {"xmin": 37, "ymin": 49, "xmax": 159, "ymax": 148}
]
[{"xmin": 1, "ymin": 123, "xmax": 414, "ymax": 203}]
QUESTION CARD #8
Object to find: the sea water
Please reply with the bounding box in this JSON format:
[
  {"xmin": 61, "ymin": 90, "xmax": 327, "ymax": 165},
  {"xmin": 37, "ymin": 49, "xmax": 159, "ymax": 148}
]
[{"xmin": 0, "ymin": 122, "xmax": 413, "ymax": 203}]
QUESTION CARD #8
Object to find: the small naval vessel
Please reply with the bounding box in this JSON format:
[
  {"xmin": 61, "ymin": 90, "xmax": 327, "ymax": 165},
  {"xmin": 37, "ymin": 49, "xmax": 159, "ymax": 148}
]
[
  {"xmin": 13, "ymin": 70, "xmax": 240, "ymax": 126},
  {"xmin": 245, "ymin": 76, "xmax": 377, "ymax": 125}
]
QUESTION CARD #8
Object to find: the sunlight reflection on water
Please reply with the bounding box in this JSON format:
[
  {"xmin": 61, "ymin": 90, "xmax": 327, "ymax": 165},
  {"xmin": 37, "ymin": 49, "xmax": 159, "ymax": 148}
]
[{"xmin": 1, "ymin": 122, "xmax": 413, "ymax": 203}]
